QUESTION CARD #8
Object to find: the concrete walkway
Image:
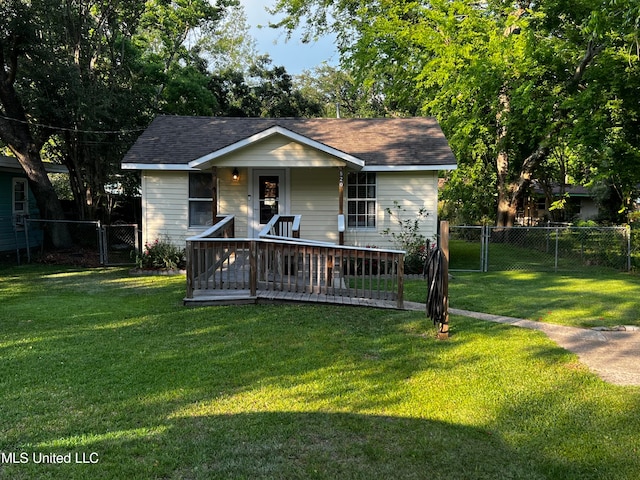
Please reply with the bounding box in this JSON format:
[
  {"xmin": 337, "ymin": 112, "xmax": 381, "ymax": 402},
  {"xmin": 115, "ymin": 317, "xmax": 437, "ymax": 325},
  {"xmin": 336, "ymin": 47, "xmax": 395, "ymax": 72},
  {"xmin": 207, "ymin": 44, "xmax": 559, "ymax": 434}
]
[{"xmin": 404, "ymin": 302, "xmax": 640, "ymax": 387}]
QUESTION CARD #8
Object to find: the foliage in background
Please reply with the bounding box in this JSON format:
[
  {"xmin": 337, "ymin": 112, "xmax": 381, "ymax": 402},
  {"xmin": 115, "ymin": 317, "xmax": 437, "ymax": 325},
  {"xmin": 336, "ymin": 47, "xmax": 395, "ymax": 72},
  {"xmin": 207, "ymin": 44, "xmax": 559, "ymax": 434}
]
[
  {"xmin": 208, "ymin": 56, "xmax": 323, "ymax": 117},
  {"xmin": 270, "ymin": 0, "xmax": 640, "ymax": 225},
  {"xmin": 134, "ymin": 237, "xmax": 185, "ymax": 270},
  {"xmin": 294, "ymin": 64, "xmax": 392, "ymax": 118}
]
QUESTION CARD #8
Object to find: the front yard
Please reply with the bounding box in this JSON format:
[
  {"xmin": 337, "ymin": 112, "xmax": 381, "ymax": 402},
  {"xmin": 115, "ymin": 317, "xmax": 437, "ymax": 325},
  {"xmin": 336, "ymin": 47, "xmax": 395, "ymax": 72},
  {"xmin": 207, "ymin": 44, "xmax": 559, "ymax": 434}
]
[{"xmin": 1, "ymin": 266, "xmax": 639, "ymax": 479}]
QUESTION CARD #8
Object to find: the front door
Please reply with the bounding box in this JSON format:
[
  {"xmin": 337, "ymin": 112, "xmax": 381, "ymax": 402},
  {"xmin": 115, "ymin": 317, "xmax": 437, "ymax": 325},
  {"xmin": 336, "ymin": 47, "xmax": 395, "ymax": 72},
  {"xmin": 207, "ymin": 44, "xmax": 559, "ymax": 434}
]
[{"xmin": 251, "ymin": 169, "xmax": 287, "ymax": 237}]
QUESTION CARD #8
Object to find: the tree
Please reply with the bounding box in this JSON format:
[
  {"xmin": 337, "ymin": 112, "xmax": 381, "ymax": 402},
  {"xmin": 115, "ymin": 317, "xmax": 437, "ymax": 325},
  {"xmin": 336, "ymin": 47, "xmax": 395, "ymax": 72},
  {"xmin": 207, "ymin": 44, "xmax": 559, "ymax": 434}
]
[
  {"xmin": 0, "ymin": 0, "xmax": 233, "ymax": 228},
  {"xmin": 0, "ymin": 0, "xmax": 90, "ymax": 245},
  {"xmin": 199, "ymin": 3, "xmax": 259, "ymax": 73},
  {"xmin": 294, "ymin": 64, "xmax": 390, "ymax": 118},
  {"xmin": 208, "ymin": 56, "xmax": 323, "ymax": 117},
  {"xmin": 269, "ymin": 0, "xmax": 640, "ymax": 225}
]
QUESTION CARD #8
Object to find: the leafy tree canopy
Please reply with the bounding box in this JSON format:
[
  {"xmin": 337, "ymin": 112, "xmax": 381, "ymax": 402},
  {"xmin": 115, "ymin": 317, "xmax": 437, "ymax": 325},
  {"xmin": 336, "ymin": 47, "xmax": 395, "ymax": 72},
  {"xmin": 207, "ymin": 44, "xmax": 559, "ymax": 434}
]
[
  {"xmin": 1, "ymin": 0, "xmax": 327, "ymax": 229},
  {"xmin": 270, "ymin": 0, "xmax": 640, "ymax": 224}
]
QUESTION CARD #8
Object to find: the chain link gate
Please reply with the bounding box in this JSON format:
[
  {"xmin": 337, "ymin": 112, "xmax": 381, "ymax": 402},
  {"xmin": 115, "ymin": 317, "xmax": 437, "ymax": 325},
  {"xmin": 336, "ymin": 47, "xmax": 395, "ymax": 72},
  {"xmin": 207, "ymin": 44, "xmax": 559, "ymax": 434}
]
[
  {"xmin": 101, "ymin": 223, "xmax": 139, "ymax": 266},
  {"xmin": 449, "ymin": 226, "xmax": 485, "ymax": 272}
]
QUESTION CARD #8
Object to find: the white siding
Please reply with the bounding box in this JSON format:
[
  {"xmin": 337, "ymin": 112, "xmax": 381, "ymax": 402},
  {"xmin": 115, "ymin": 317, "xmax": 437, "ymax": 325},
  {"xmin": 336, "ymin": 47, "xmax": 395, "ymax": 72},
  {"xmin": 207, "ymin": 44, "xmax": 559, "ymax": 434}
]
[
  {"xmin": 290, "ymin": 168, "xmax": 340, "ymax": 243},
  {"xmin": 211, "ymin": 136, "xmax": 346, "ymax": 168},
  {"xmin": 141, "ymin": 167, "xmax": 439, "ymax": 250},
  {"xmin": 218, "ymin": 167, "xmax": 249, "ymax": 237},
  {"xmin": 142, "ymin": 168, "xmax": 250, "ymax": 247},
  {"xmin": 345, "ymin": 171, "xmax": 438, "ymax": 249},
  {"xmin": 142, "ymin": 171, "xmax": 188, "ymax": 247}
]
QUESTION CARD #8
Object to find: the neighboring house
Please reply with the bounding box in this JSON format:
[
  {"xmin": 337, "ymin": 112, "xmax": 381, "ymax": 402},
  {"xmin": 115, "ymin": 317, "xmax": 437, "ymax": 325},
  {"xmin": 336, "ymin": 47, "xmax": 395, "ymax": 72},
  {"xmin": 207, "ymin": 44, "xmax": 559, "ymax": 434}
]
[
  {"xmin": 0, "ymin": 155, "xmax": 66, "ymax": 254},
  {"xmin": 121, "ymin": 116, "xmax": 457, "ymax": 248},
  {"xmin": 517, "ymin": 182, "xmax": 599, "ymax": 225}
]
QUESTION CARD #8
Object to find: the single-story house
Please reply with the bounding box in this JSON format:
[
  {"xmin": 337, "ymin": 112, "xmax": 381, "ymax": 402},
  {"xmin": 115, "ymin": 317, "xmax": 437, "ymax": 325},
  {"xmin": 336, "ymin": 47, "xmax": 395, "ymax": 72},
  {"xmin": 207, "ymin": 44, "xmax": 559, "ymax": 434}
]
[
  {"xmin": 0, "ymin": 155, "xmax": 66, "ymax": 254},
  {"xmin": 518, "ymin": 182, "xmax": 599, "ymax": 225},
  {"xmin": 121, "ymin": 116, "xmax": 457, "ymax": 249}
]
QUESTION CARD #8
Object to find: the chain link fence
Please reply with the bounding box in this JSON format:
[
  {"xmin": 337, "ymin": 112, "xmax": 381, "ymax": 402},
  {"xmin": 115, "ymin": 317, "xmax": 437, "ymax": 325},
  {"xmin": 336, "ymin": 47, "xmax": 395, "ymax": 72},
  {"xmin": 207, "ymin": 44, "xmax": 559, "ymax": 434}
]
[
  {"xmin": 632, "ymin": 224, "xmax": 640, "ymax": 271},
  {"xmin": 449, "ymin": 225, "xmax": 631, "ymax": 273},
  {"xmin": 448, "ymin": 226, "xmax": 485, "ymax": 272},
  {"xmin": 18, "ymin": 219, "xmax": 139, "ymax": 267}
]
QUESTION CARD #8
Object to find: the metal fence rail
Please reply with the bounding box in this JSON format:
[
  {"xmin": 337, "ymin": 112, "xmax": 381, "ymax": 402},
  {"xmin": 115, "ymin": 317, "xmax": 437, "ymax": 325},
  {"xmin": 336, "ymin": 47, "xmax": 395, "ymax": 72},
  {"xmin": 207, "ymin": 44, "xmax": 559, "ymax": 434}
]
[{"xmin": 449, "ymin": 225, "xmax": 631, "ymax": 273}]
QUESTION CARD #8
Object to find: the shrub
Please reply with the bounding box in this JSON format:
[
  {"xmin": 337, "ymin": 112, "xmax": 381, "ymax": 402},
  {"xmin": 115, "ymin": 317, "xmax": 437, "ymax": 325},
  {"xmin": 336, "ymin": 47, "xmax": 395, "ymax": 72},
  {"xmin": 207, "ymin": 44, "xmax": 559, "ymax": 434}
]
[
  {"xmin": 381, "ymin": 201, "xmax": 432, "ymax": 274},
  {"xmin": 134, "ymin": 237, "xmax": 185, "ymax": 270}
]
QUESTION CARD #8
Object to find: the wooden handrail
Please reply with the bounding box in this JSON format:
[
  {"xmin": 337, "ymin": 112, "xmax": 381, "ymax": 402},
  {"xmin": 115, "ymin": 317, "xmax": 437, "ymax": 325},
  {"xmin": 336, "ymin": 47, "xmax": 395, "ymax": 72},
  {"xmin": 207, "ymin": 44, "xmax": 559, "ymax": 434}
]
[
  {"xmin": 187, "ymin": 214, "xmax": 235, "ymax": 241},
  {"xmin": 259, "ymin": 214, "xmax": 302, "ymax": 239}
]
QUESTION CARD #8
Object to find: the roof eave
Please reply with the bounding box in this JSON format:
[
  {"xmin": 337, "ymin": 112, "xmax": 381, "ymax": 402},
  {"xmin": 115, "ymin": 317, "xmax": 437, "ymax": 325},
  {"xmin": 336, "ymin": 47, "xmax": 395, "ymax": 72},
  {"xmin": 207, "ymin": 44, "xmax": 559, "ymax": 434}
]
[
  {"xmin": 121, "ymin": 163, "xmax": 199, "ymax": 171},
  {"xmin": 361, "ymin": 164, "xmax": 457, "ymax": 172}
]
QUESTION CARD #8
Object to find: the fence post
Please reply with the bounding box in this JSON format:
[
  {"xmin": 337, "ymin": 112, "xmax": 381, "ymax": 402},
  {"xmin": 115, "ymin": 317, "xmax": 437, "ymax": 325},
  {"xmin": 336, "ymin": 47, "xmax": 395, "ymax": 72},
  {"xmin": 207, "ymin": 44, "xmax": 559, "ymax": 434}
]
[
  {"xmin": 627, "ymin": 225, "xmax": 632, "ymax": 272},
  {"xmin": 554, "ymin": 228, "xmax": 559, "ymax": 273},
  {"xmin": 483, "ymin": 225, "xmax": 490, "ymax": 272},
  {"xmin": 96, "ymin": 221, "xmax": 104, "ymax": 265},
  {"xmin": 24, "ymin": 219, "xmax": 31, "ymax": 263},
  {"xmin": 249, "ymin": 241, "xmax": 258, "ymax": 297},
  {"xmin": 439, "ymin": 221, "xmax": 450, "ymax": 339}
]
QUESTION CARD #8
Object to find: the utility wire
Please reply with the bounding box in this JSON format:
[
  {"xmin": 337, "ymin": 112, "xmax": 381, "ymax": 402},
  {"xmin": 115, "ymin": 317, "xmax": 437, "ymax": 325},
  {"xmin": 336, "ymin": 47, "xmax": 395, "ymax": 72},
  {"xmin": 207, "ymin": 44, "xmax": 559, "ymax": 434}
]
[{"xmin": 0, "ymin": 113, "xmax": 146, "ymax": 135}]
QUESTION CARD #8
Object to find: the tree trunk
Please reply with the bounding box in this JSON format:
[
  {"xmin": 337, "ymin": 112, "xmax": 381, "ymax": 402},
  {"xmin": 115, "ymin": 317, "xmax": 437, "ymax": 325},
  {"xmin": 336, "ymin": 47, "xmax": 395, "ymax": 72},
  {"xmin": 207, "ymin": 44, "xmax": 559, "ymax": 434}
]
[
  {"xmin": 0, "ymin": 51, "xmax": 72, "ymax": 247},
  {"xmin": 12, "ymin": 148, "xmax": 73, "ymax": 248},
  {"xmin": 495, "ymin": 85, "xmax": 515, "ymax": 227},
  {"xmin": 496, "ymin": 148, "xmax": 516, "ymax": 226}
]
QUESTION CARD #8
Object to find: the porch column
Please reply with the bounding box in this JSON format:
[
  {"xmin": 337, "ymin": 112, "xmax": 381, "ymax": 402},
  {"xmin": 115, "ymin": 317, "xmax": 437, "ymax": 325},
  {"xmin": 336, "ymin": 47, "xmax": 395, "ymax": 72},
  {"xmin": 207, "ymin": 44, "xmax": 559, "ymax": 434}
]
[
  {"xmin": 338, "ymin": 166, "xmax": 344, "ymax": 245},
  {"xmin": 211, "ymin": 166, "xmax": 218, "ymax": 224}
]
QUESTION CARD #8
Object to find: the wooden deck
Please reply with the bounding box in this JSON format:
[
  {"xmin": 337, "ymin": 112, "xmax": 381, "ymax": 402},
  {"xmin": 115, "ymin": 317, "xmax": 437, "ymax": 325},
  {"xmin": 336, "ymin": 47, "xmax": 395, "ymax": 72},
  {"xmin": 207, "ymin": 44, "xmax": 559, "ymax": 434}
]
[{"xmin": 185, "ymin": 214, "xmax": 406, "ymax": 310}]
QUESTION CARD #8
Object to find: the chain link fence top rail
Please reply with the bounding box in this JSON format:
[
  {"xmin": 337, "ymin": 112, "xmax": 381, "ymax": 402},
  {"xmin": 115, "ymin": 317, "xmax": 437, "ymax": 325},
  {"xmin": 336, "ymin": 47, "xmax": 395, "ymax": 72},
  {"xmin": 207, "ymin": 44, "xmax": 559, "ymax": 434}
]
[{"xmin": 449, "ymin": 225, "xmax": 631, "ymax": 273}]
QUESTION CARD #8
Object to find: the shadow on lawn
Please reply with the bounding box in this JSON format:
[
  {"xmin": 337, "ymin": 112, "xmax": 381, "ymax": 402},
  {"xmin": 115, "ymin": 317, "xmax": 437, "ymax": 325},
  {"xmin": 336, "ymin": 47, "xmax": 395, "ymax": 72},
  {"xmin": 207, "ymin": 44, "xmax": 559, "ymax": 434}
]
[{"xmin": 3, "ymin": 411, "xmax": 547, "ymax": 480}]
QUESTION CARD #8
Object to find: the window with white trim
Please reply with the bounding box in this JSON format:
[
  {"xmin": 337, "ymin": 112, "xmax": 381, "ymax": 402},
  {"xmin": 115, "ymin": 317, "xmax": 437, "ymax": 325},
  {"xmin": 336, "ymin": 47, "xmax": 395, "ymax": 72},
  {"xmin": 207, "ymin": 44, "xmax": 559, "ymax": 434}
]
[
  {"xmin": 12, "ymin": 178, "xmax": 28, "ymax": 229},
  {"xmin": 188, "ymin": 173, "xmax": 213, "ymax": 227},
  {"xmin": 346, "ymin": 172, "xmax": 376, "ymax": 228}
]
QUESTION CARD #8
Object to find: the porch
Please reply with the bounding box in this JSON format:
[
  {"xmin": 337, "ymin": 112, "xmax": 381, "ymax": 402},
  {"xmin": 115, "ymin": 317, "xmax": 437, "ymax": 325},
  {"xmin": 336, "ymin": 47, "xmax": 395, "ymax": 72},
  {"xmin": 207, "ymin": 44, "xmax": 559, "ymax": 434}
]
[{"xmin": 184, "ymin": 214, "xmax": 406, "ymax": 309}]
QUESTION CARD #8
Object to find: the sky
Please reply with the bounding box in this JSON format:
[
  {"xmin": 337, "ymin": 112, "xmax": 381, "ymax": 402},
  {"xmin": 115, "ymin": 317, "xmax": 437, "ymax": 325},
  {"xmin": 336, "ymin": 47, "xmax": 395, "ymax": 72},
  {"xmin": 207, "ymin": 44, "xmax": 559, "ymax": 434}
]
[{"xmin": 238, "ymin": 0, "xmax": 338, "ymax": 74}]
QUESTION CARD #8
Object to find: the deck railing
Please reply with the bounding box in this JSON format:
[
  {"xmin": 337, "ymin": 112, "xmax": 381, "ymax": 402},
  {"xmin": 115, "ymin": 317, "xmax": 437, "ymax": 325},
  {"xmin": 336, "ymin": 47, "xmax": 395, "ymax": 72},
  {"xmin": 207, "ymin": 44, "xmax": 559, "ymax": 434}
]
[
  {"xmin": 185, "ymin": 215, "xmax": 405, "ymax": 308},
  {"xmin": 259, "ymin": 214, "xmax": 301, "ymax": 240}
]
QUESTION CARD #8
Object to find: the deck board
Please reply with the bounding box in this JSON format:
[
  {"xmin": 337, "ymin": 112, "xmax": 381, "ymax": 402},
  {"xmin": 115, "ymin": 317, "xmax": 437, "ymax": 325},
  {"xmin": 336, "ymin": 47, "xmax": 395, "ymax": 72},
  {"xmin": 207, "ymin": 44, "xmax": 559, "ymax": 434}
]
[{"xmin": 185, "ymin": 288, "xmax": 402, "ymax": 310}]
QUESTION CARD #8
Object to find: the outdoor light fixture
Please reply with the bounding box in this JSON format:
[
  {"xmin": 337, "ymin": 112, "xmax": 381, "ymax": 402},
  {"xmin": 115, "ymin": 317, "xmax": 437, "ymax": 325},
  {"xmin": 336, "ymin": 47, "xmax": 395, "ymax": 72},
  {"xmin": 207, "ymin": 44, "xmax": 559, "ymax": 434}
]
[{"xmin": 232, "ymin": 168, "xmax": 239, "ymax": 181}]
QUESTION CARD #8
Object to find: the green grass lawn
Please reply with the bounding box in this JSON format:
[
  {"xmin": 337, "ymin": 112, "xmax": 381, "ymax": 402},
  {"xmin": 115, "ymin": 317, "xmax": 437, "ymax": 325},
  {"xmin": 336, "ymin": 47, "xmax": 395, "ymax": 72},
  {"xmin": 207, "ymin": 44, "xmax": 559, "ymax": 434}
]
[
  {"xmin": 1, "ymin": 265, "xmax": 639, "ymax": 479},
  {"xmin": 406, "ymin": 270, "xmax": 640, "ymax": 328}
]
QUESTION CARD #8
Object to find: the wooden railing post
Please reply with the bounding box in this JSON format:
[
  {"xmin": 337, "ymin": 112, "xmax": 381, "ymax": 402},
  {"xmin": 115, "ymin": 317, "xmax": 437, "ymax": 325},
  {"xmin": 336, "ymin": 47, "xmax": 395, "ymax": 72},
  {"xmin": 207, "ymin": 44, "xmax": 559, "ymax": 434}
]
[
  {"xmin": 396, "ymin": 253, "xmax": 404, "ymax": 309},
  {"xmin": 249, "ymin": 240, "xmax": 257, "ymax": 297},
  {"xmin": 186, "ymin": 240, "xmax": 194, "ymax": 299}
]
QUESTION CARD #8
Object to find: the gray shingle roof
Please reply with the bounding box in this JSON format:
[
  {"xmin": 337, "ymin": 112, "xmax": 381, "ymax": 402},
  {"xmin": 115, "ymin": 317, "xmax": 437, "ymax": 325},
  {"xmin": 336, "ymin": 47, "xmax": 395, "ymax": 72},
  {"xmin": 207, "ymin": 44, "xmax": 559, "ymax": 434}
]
[{"xmin": 122, "ymin": 116, "xmax": 456, "ymax": 168}]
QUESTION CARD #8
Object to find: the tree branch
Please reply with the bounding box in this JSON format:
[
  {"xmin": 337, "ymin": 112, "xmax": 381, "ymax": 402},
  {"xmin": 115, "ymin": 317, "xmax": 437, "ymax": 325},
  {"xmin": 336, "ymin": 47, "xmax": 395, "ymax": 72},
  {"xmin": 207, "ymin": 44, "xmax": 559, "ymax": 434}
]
[{"xmin": 572, "ymin": 38, "xmax": 604, "ymax": 86}]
